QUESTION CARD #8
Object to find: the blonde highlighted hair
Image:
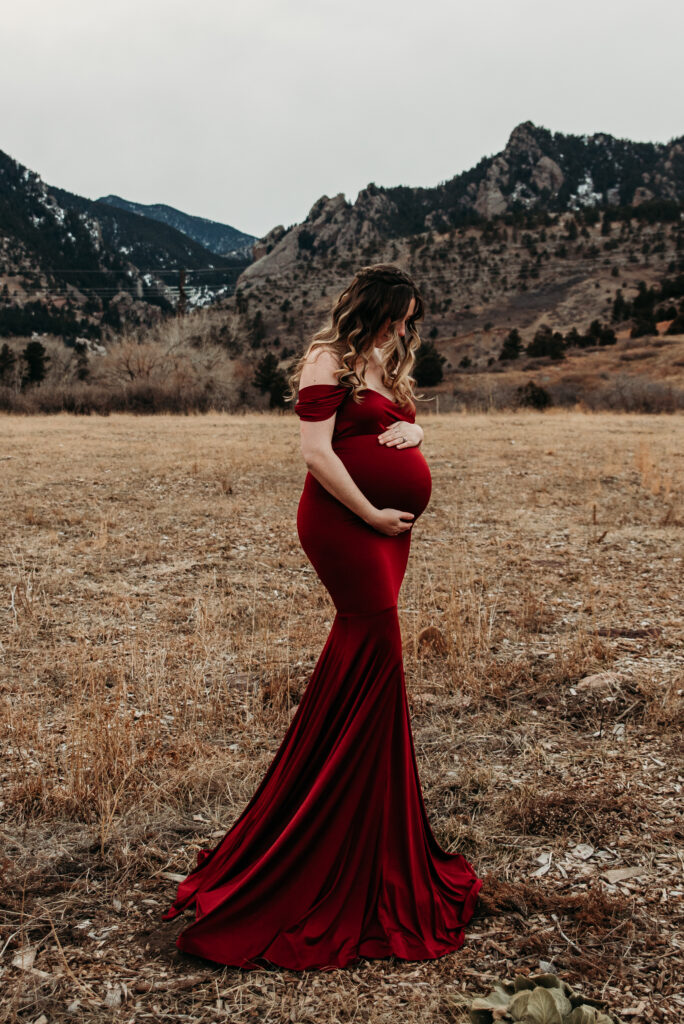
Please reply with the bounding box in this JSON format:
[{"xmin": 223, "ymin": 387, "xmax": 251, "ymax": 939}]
[{"xmin": 285, "ymin": 264, "xmax": 425, "ymax": 410}]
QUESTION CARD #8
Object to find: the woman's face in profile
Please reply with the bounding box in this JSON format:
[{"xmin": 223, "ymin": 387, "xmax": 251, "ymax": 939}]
[{"xmin": 379, "ymin": 296, "xmax": 416, "ymax": 344}]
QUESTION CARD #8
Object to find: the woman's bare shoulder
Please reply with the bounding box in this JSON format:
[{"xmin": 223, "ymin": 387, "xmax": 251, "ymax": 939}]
[{"xmin": 299, "ymin": 347, "xmax": 343, "ymax": 388}]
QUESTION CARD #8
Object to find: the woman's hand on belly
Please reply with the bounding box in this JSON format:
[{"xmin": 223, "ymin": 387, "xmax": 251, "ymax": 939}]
[
  {"xmin": 377, "ymin": 422, "xmax": 424, "ymax": 448},
  {"xmin": 366, "ymin": 508, "xmax": 415, "ymax": 537}
]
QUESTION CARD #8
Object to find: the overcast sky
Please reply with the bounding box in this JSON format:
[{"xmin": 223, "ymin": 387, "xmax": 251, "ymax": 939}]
[{"xmin": 3, "ymin": 0, "xmax": 683, "ymax": 239}]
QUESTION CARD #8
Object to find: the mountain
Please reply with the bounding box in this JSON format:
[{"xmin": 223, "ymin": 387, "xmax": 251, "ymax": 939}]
[
  {"xmin": 242, "ymin": 121, "xmax": 684, "ymax": 283},
  {"xmin": 0, "ymin": 148, "xmax": 252, "ymax": 342},
  {"xmin": 207, "ymin": 121, "xmax": 683, "ymax": 392},
  {"xmin": 97, "ymin": 195, "xmax": 256, "ymax": 259}
]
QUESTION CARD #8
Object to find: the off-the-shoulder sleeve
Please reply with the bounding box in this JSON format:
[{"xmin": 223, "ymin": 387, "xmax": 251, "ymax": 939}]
[{"xmin": 294, "ymin": 384, "xmax": 349, "ymax": 421}]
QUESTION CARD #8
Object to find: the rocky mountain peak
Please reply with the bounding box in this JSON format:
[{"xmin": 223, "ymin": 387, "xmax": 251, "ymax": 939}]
[
  {"xmin": 305, "ymin": 193, "xmax": 349, "ymax": 224},
  {"xmin": 505, "ymin": 120, "xmax": 545, "ymax": 159},
  {"xmin": 239, "ymin": 120, "xmax": 684, "ymax": 285}
]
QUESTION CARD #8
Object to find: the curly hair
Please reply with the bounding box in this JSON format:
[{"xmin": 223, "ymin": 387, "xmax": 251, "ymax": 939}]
[{"xmin": 284, "ymin": 264, "xmax": 426, "ymax": 410}]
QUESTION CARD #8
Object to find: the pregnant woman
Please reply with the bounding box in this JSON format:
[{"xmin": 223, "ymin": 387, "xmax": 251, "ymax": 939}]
[{"xmin": 163, "ymin": 264, "xmax": 482, "ymax": 970}]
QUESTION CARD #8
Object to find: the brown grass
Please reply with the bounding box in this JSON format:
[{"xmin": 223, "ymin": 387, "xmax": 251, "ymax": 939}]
[{"xmin": 1, "ymin": 410, "xmax": 682, "ymax": 1022}]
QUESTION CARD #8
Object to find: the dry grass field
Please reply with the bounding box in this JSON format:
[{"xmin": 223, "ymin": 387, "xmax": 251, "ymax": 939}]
[{"xmin": 1, "ymin": 409, "xmax": 682, "ymax": 1023}]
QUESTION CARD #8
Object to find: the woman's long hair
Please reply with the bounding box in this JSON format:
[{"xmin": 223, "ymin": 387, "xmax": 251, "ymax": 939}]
[{"xmin": 285, "ymin": 264, "xmax": 425, "ymax": 409}]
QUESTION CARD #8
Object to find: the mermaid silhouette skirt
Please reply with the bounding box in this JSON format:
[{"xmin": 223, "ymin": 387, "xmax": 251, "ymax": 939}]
[{"xmin": 162, "ymin": 384, "xmax": 482, "ymax": 970}]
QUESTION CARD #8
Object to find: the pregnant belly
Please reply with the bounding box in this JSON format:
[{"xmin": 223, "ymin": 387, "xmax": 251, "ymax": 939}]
[{"xmin": 332, "ymin": 434, "xmax": 432, "ymax": 519}]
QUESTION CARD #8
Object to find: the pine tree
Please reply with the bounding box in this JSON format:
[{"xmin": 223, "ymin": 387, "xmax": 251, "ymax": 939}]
[
  {"xmin": 612, "ymin": 289, "xmax": 628, "ymax": 322},
  {"xmin": 499, "ymin": 328, "xmax": 523, "ymax": 361},
  {"xmin": 0, "ymin": 342, "xmax": 16, "ymax": 384},
  {"xmin": 74, "ymin": 341, "xmax": 90, "ymax": 381},
  {"xmin": 249, "ymin": 311, "xmax": 267, "ymax": 348},
  {"xmin": 413, "ymin": 340, "xmax": 446, "ymax": 386},
  {"xmin": 21, "ymin": 340, "xmax": 50, "ymax": 388},
  {"xmin": 235, "ymin": 289, "xmax": 248, "ymax": 315},
  {"xmin": 253, "ymin": 352, "xmax": 288, "ymax": 408},
  {"xmin": 526, "ymin": 324, "xmax": 565, "ymax": 360}
]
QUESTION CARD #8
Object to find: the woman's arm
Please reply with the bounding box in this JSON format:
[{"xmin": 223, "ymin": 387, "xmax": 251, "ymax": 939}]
[{"xmin": 301, "ymin": 421, "xmax": 381, "ymax": 526}]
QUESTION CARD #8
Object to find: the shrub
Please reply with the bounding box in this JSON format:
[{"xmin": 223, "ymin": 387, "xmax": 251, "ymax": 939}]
[
  {"xmin": 630, "ymin": 316, "xmax": 657, "ymax": 338},
  {"xmin": 516, "ymin": 380, "xmax": 552, "ymax": 410},
  {"xmin": 665, "ymin": 313, "xmax": 684, "ymax": 335}
]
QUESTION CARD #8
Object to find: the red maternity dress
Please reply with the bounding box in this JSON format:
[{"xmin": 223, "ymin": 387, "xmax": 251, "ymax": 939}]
[{"xmin": 162, "ymin": 383, "xmax": 482, "ymax": 970}]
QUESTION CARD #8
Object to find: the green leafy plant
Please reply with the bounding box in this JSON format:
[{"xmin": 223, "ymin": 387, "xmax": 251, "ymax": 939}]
[{"xmin": 469, "ymin": 972, "xmax": 622, "ymax": 1024}]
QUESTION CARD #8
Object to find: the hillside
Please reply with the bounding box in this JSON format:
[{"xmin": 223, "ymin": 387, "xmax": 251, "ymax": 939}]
[
  {"xmin": 0, "ymin": 148, "xmax": 250, "ymax": 345},
  {"xmin": 97, "ymin": 194, "xmax": 256, "ymax": 259}
]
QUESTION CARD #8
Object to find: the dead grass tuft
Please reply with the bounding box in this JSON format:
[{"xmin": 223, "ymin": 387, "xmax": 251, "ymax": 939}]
[{"xmin": 499, "ymin": 781, "xmax": 647, "ymax": 841}]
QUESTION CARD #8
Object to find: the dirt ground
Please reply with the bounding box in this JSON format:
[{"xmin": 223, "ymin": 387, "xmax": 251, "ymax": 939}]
[{"xmin": 1, "ymin": 409, "xmax": 682, "ymax": 1023}]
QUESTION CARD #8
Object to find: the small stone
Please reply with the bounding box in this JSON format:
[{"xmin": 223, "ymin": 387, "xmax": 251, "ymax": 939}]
[
  {"xmin": 569, "ymin": 843, "xmax": 595, "ymax": 861},
  {"xmin": 576, "ymin": 671, "xmax": 623, "ymax": 691},
  {"xmin": 103, "ymin": 985, "xmax": 123, "ymax": 1008},
  {"xmin": 12, "ymin": 946, "xmax": 37, "ymax": 970}
]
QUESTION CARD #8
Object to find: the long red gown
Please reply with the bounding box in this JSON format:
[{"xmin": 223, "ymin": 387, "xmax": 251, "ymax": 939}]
[{"xmin": 162, "ymin": 383, "xmax": 482, "ymax": 970}]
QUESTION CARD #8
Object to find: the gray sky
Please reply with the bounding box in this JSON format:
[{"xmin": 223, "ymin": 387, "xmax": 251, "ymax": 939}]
[{"xmin": 3, "ymin": 0, "xmax": 683, "ymax": 239}]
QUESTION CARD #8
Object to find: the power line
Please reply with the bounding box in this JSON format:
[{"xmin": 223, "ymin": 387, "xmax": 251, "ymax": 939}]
[
  {"xmin": 17, "ymin": 266, "xmax": 246, "ymax": 274},
  {"xmin": 3, "ymin": 250, "xmax": 674, "ymax": 298}
]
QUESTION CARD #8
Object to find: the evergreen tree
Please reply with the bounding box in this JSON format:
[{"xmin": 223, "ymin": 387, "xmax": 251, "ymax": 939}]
[
  {"xmin": 612, "ymin": 289, "xmax": 628, "ymax": 322},
  {"xmin": 630, "ymin": 314, "xmax": 657, "ymax": 338},
  {"xmin": 0, "ymin": 342, "xmax": 16, "ymax": 384},
  {"xmin": 73, "ymin": 341, "xmax": 90, "ymax": 381},
  {"xmin": 249, "ymin": 310, "xmax": 267, "ymax": 348},
  {"xmin": 632, "ymin": 280, "xmax": 654, "ymax": 317},
  {"xmin": 499, "ymin": 328, "xmax": 523, "ymax": 361},
  {"xmin": 253, "ymin": 352, "xmax": 288, "ymax": 408},
  {"xmin": 526, "ymin": 324, "xmax": 565, "ymax": 360},
  {"xmin": 413, "ymin": 339, "xmax": 446, "ymax": 386},
  {"xmin": 21, "ymin": 340, "xmax": 50, "ymax": 388},
  {"xmin": 588, "ymin": 319, "xmax": 617, "ymax": 346}
]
